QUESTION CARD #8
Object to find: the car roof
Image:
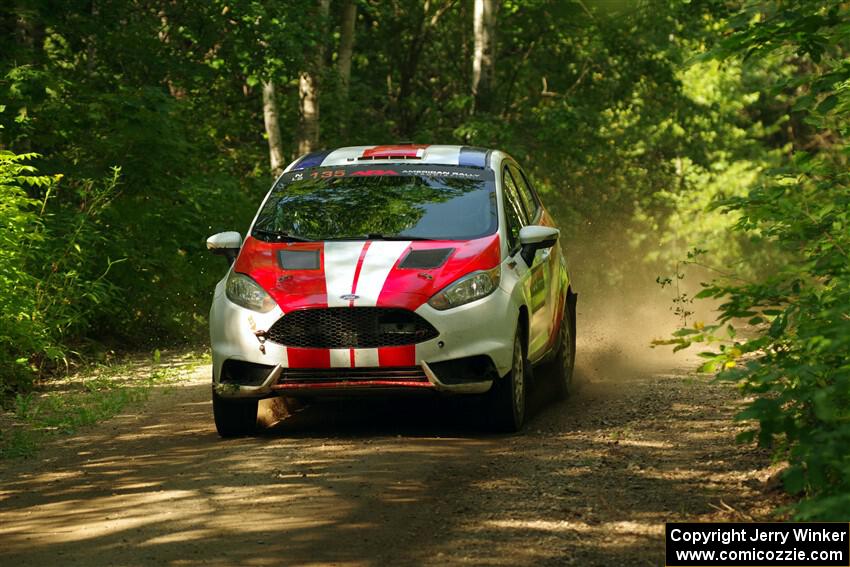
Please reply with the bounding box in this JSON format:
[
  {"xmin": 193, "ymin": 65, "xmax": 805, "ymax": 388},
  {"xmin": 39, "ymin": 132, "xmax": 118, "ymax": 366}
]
[{"xmin": 285, "ymin": 144, "xmax": 506, "ymax": 172}]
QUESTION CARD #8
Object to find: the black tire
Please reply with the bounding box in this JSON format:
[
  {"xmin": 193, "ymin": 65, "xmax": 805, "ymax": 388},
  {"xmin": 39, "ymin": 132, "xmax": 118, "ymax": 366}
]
[
  {"xmin": 488, "ymin": 328, "xmax": 529, "ymax": 432},
  {"xmin": 541, "ymin": 291, "xmax": 577, "ymax": 400},
  {"xmin": 212, "ymin": 389, "xmax": 259, "ymax": 437}
]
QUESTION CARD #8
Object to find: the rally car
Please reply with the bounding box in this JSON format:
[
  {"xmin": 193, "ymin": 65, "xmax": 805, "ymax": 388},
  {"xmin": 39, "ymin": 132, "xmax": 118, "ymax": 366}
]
[{"xmin": 206, "ymin": 144, "xmax": 576, "ymax": 436}]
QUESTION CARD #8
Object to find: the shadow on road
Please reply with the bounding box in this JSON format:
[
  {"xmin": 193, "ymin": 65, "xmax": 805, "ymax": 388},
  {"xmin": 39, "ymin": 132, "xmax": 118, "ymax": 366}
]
[
  {"xmin": 0, "ymin": 355, "xmax": 778, "ymax": 567},
  {"xmin": 264, "ymin": 368, "xmax": 567, "ymax": 439}
]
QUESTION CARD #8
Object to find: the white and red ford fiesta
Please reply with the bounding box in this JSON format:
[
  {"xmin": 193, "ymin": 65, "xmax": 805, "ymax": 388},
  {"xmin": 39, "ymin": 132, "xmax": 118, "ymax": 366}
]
[{"xmin": 206, "ymin": 144, "xmax": 576, "ymax": 436}]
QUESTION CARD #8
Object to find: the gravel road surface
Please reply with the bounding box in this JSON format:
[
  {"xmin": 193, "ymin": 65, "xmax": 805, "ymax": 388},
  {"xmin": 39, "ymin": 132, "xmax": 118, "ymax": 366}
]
[{"xmin": 0, "ymin": 320, "xmax": 782, "ymax": 566}]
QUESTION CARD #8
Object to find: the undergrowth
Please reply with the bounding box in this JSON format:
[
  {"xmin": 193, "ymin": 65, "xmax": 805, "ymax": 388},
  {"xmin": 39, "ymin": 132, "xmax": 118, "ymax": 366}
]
[{"xmin": 0, "ymin": 350, "xmax": 210, "ymax": 459}]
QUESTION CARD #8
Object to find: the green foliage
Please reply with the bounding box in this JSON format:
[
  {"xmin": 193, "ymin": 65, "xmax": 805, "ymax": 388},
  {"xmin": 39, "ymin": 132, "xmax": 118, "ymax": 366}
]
[
  {"xmin": 664, "ymin": 0, "xmax": 850, "ymax": 519},
  {"xmin": 0, "ymin": 150, "xmax": 51, "ymax": 391},
  {"xmin": 0, "ymin": 150, "xmax": 121, "ymax": 392},
  {"xmin": 1, "ymin": 1, "xmax": 263, "ymax": 367}
]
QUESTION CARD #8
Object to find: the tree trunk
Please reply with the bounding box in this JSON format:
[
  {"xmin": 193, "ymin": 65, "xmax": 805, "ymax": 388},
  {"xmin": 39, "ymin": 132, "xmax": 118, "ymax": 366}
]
[
  {"xmin": 156, "ymin": 8, "xmax": 187, "ymax": 99},
  {"xmin": 471, "ymin": 0, "xmax": 497, "ymax": 114},
  {"xmin": 297, "ymin": 0, "xmax": 330, "ymax": 156},
  {"xmin": 396, "ymin": 0, "xmax": 454, "ymax": 136},
  {"xmin": 12, "ymin": 1, "xmax": 43, "ymax": 152},
  {"xmin": 297, "ymin": 72, "xmax": 320, "ymax": 156},
  {"xmin": 338, "ymin": 0, "xmax": 356, "ymax": 99},
  {"xmin": 263, "ymin": 80, "xmax": 286, "ymax": 177},
  {"xmin": 87, "ymin": 0, "xmax": 98, "ymax": 76}
]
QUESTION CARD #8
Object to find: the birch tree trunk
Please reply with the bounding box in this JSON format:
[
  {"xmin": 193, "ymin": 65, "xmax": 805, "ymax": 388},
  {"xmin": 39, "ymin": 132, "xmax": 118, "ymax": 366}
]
[
  {"xmin": 297, "ymin": 72, "xmax": 320, "ymax": 156},
  {"xmin": 471, "ymin": 0, "xmax": 497, "ymax": 114},
  {"xmin": 297, "ymin": 0, "xmax": 330, "ymax": 156},
  {"xmin": 262, "ymin": 80, "xmax": 286, "ymax": 177}
]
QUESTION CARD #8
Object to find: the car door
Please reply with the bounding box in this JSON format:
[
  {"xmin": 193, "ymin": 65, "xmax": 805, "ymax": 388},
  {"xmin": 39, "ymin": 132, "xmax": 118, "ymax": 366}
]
[
  {"xmin": 508, "ymin": 164, "xmax": 559, "ymax": 356},
  {"xmin": 502, "ymin": 165, "xmax": 550, "ymax": 360}
]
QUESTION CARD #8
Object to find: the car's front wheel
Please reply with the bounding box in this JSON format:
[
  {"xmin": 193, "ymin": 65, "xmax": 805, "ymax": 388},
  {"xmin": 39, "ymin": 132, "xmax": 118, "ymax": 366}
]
[
  {"xmin": 488, "ymin": 328, "xmax": 528, "ymax": 432},
  {"xmin": 212, "ymin": 390, "xmax": 259, "ymax": 437}
]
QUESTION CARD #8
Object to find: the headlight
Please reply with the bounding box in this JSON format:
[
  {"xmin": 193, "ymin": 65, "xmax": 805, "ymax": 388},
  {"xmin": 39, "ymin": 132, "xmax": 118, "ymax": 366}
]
[
  {"xmin": 226, "ymin": 272, "xmax": 276, "ymax": 312},
  {"xmin": 428, "ymin": 266, "xmax": 500, "ymax": 310}
]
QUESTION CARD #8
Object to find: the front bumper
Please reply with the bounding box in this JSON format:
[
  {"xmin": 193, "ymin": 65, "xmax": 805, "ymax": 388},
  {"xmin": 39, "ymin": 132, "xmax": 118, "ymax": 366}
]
[{"xmin": 210, "ymin": 279, "xmax": 517, "ymax": 399}]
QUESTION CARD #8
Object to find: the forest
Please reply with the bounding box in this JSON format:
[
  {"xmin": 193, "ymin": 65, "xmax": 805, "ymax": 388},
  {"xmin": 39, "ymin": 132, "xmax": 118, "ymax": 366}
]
[{"xmin": 1, "ymin": 0, "xmax": 848, "ymax": 520}]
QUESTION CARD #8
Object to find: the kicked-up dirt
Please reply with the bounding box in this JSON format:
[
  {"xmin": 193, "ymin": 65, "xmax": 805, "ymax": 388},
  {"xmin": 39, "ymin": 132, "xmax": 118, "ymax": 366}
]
[{"xmin": 0, "ymin": 314, "xmax": 785, "ymax": 566}]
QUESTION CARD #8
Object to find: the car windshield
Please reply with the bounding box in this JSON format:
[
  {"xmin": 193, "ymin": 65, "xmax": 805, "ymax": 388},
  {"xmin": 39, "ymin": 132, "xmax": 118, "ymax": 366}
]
[{"xmin": 252, "ymin": 165, "xmax": 497, "ymax": 241}]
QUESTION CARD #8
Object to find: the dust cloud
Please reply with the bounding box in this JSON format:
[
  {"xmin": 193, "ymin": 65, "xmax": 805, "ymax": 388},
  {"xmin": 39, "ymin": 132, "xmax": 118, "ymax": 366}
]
[{"xmin": 566, "ymin": 230, "xmax": 716, "ymax": 383}]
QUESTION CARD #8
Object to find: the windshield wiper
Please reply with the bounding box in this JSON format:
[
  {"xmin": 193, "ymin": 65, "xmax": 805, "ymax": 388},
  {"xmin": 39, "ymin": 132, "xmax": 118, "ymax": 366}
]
[
  {"xmin": 321, "ymin": 234, "xmax": 435, "ymax": 241},
  {"xmin": 363, "ymin": 233, "xmax": 436, "ymax": 241},
  {"xmin": 252, "ymin": 228, "xmax": 314, "ymax": 242},
  {"xmin": 292, "ymin": 233, "xmax": 437, "ymax": 242}
]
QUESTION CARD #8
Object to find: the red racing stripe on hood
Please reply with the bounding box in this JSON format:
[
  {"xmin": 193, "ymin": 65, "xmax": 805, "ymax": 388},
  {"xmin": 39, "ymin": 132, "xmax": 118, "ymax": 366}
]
[{"xmin": 349, "ymin": 241, "xmax": 372, "ymax": 307}]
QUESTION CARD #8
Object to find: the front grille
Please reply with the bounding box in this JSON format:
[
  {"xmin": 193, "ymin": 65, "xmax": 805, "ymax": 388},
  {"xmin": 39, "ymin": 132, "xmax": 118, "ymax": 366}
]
[
  {"xmin": 265, "ymin": 308, "xmax": 439, "ymax": 348},
  {"xmin": 278, "ymin": 367, "xmax": 428, "ymax": 383}
]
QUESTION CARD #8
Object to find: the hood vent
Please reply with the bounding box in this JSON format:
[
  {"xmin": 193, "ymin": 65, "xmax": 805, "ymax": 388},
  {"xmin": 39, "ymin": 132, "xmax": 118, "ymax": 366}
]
[
  {"xmin": 399, "ymin": 248, "xmax": 454, "ymax": 269},
  {"xmin": 278, "ymin": 249, "xmax": 320, "ymax": 270}
]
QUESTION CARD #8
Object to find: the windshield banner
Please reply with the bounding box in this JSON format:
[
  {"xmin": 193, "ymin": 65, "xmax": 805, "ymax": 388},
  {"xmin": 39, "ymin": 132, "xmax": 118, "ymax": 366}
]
[{"xmin": 279, "ymin": 164, "xmax": 494, "ymax": 184}]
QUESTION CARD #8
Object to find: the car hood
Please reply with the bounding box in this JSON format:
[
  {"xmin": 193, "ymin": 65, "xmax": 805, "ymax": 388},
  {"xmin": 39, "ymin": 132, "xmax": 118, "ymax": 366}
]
[{"xmin": 233, "ymin": 234, "xmax": 501, "ymax": 312}]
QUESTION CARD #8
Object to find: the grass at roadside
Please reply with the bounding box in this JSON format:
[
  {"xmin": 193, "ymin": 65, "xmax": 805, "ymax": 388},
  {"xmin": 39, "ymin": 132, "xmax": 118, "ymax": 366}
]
[{"xmin": 0, "ymin": 349, "xmax": 210, "ymax": 459}]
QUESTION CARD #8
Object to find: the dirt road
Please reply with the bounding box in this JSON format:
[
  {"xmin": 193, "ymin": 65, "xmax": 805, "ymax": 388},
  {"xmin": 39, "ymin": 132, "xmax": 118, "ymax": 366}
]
[{"xmin": 0, "ymin": 321, "xmax": 782, "ymax": 566}]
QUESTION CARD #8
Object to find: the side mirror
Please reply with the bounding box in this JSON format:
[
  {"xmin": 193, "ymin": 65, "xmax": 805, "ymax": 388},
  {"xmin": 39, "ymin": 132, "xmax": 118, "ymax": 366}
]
[
  {"xmin": 207, "ymin": 231, "xmax": 242, "ymax": 265},
  {"xmin": 518, "ymin": 225, "xmax": 559, "ymax": 266}
]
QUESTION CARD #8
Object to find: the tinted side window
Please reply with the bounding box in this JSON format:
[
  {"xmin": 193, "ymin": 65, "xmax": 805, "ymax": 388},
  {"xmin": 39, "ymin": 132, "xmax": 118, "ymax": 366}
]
[
  {"xmin": 502, "ymin": 168, "xmax": 527, "ymax": 251},
  {"xmin": 509, "ymin": 164, "xmax": 539, "ymax": 220},
  {"xmin": 503, "ymin": 169, "xmax": 530, "ymax": 223}
]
